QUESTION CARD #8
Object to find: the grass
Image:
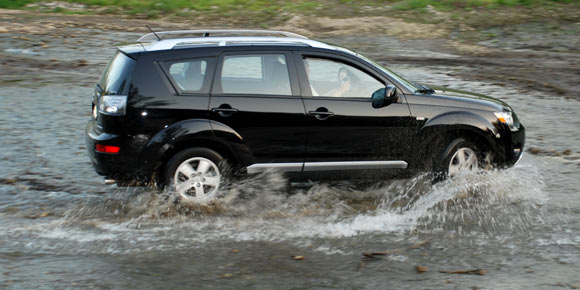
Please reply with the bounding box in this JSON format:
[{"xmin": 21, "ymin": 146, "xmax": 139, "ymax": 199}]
[
  {"xmin": 0, "ymin": 0, "xmax": 323, "ymax": 17},
  {"xmin": 389, "ymin": 0, "xmax": 579, "ymax": 10},
  {"xmin": 0, "ymin": 0, "xmax": 36, "ymax": 9},
  {"xmin": 1, "ymin": 0, "xmax": 578, "ymax": 28},
  {"xmin": 2, "ymin": 0, "xmax": 578, "ymax": 13}
]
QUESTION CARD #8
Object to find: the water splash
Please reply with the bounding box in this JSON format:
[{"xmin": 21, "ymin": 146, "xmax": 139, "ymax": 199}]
[{"xmin": 0, "ymin": 164, "xmax": 547, "ymax": 254}]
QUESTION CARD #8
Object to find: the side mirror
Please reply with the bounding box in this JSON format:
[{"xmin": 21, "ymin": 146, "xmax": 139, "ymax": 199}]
[{"xmin": 372, "ymin": 85, "xmax": 398, "ymax": 108}]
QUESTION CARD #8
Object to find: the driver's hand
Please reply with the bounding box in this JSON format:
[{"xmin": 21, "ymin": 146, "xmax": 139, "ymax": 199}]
[{"xmin": 341, "ymin": 80, "xmax": 351, "ymax": 92}]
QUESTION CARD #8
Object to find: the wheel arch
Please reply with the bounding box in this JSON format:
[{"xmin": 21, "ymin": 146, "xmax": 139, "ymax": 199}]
[
  {"xmin": 142, "ymin": 119, "xmax": 250, "ymax": 183},
  {"xmin": 158, "ymin": 136, "xmax": 240, "ymax": 169},
  {"xmin": 412, "ymin": 111, "xmax": 500, "ymax": 169}
]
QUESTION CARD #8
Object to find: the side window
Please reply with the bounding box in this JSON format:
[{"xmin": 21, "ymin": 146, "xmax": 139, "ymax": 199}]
[
  {"xmin": 222, "ymin": 56, "xmax": 262, "ymax": 79},
  {"xmin": 303, "ymin": 57, "xmax": 384, "ymax": 98},
  {"xmin": 217, "ymin": 54, "xmax": 292, "ymax": 96},
  {"xmin": 166, "ymin": 59, "xmax": 208, "ymax": 92}
]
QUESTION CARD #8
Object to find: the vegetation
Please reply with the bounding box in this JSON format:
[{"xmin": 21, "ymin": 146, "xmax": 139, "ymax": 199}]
[
  {"xmin": 385, "ymin": 0, "xmax": 579, "ymax": 10},
  {"xmin": 1, "ymin": 0, "xmax": 578, "ymax": 15},
  {"xmin": 0, "ymin": 0, "xmax": 36, "ymax": 9},
  {"xmin": 0, "ymin": 0, "xmax": 319, "ymax": 16},
  {"xmin": 1, "ymin": 0, "xmax": 578, "ymax": 28}
]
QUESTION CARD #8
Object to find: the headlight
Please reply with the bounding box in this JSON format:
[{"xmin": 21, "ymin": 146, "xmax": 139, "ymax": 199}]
[
  {"xmin": 98, "ymin": 95, "xmax": 127, "ymax": 116},
  {"xmin": 494, "ymin": 111, "xmax": 517, "ymax": 131},
  {"xmin": 92, "ymin": 104, "xmax": 98, "ymax": 119}
]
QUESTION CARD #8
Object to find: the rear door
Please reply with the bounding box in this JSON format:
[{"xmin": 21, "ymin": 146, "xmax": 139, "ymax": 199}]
[
  {"xmin": 296, "ymin": 52, "xmax": 414, "ymax": 173},
  {"xmin": 209, "ymin": 50, "xmax": 307, "ymax": 171}
]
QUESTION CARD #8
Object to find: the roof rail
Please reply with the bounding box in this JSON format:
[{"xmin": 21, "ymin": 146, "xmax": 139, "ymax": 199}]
[
  {"xmin": 137, "ymin": 29, "xmax": 308, "ymax": 42},
  {"xmin": 144, "ymin": 36, "xmax": 334, "ymax": 51}
]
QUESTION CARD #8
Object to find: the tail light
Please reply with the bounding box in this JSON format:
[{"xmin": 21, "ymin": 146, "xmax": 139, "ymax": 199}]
[
  {"xmin": 95, "ymin": 144, "xmax": 120, "ymax": 154},
  {"xmin": 98, "ymin": 95, "xmax": 127, "ymax": 116}
]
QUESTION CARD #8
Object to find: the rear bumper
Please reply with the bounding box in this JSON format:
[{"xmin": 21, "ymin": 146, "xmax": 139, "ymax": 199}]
[{"xmin": 85, "ymin": 120, "xmax": 152, "ymax": 181}]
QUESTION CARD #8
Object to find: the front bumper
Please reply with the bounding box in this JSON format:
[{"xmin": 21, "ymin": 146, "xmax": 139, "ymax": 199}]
[{"xmin": 496, "ymin": 123, "xmax": 525, "ymax": 167}]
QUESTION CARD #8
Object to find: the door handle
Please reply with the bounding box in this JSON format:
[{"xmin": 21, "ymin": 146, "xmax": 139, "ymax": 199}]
[
  {"xmin": 211, "ymin": 105, "xmax": 238, "ymax": 117},
  {"xmin": 308, "ymin": 108, "xmax": 334, "ymax": 120}
]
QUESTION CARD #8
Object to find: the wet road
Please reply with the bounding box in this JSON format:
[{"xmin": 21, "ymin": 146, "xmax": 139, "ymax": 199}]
[{"xmin": 1, "ymin": 26, "xmax": 579, "ymax": 289}]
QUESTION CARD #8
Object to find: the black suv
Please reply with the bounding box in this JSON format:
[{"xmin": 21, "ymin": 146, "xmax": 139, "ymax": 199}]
[{"xmin": 86, "ymin": 29, "xmax": 525, "ymax": 201}]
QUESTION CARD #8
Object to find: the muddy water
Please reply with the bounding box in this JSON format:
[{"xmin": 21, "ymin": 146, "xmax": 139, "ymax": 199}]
[{"xmin": 1, "ymin": 28, "xmax": 579, "ymax": 290}]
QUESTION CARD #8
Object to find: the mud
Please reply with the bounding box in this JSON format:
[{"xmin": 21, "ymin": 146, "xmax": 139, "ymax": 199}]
[{"xmin": 1, "ymin": 9, "xmax": 579, "ymax": 290}]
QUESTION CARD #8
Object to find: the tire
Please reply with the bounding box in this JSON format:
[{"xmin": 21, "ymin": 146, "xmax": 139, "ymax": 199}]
[
  {"xmin": 163, "ymin": 148, "xmax": 228, "ymax": 202},
  {"xmin": 433, "ymin": 138, "xmax": 482, "ymax": 182}
]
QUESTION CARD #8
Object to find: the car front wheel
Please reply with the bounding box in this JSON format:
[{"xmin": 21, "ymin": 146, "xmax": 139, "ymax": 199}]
[{"xmin": 434, "ymin": 138, "xmax": 482, "ymax": 181}]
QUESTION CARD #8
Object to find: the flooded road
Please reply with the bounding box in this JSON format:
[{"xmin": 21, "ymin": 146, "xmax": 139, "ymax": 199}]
[{"xmin": 1, "ymin": 20, "xmax": 580, "ymax": 289}]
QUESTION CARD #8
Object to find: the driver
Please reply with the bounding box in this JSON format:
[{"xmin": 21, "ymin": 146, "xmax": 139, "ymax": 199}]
[
  {"xmin": 304, "ymin": 59, "xmax": 351, "ymax": 97},
  {"xmin": 326, "ymin": 67, "xmax": 351, "ymax": 97}
]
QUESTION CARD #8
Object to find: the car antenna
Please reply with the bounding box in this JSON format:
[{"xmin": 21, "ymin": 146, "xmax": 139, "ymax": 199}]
[{"xmin": 146, "ymin": 25, "xmax": 162, "ymax": 41}]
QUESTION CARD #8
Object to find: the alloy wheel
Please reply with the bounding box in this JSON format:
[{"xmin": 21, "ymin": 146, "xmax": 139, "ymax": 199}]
[
  {"xmin": 173, "ymin": 157, "xmax": 221, "ymax": 201},
  {"xmin": 448, "ymin": 147, "xmax": 479, "ymax": 177}
]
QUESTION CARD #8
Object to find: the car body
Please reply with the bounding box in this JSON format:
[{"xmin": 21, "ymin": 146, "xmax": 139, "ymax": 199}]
[{"xmin": 86, "ymin": 30, "xmax": 525, "ymax": 201}]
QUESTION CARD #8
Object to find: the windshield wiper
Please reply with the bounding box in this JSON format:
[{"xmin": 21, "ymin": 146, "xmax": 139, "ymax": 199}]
[{"xmin": 413, "ymin": 83, "xmax": 435, "ymax": 95}]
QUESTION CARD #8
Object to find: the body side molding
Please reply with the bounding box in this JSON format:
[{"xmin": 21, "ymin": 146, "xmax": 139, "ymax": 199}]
[
  {"xmin": 246, "ymin": 163, "xmax": 304, "ymax": 174},
  {"xmin": 303, "ymin": 161, "xmax": 407, "ymax": 171},
  {"xmin": 247, "ymin": 161, "xmax": 407, "ymax": 174}
]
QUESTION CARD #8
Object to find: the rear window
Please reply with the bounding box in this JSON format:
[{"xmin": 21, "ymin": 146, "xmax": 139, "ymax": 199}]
[{"xmin": 98, "ymin": 51, "xmax": 136, "ymax": 95}]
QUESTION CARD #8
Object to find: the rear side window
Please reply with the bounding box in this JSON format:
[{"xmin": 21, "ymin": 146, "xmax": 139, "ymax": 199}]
[
  {"xmin": 161, "ymin": 57, "xmax": 215, "ymax": 94},
  {"xmin": 98, "ymin": 51, "xmax": 136, "ymax": 95},
  {"xmin": 216, "ymin": 54, "xmax": 292, "ymax": 96},
  {"xmin": 168, "ymin": 59, "xmax": 208, "ymax": 92}
]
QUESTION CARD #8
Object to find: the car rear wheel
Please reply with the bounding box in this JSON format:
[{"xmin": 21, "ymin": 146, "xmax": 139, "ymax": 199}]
[{"xmin": 163, "ymin": 148, "xmax": 227, "ymax": 202}]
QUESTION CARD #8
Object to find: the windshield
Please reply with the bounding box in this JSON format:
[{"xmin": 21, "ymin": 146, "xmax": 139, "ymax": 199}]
[{"xmin": 355, "ymin": 53, "xmax": 419, "ymax": 93}]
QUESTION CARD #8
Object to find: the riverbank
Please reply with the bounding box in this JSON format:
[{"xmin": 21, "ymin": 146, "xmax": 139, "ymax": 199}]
[
  {"xmin": 2, "ymin": 6, "xmax": 579, "ymax": 99},
  {"xmin": 2, "ymin": 0, "xmax": 580, "ymax": 35}
]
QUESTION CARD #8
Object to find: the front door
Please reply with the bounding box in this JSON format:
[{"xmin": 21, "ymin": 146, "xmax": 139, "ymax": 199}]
[{"xmin": 297, "ymin": 54, "xmax": 414, "ymax": 174}]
